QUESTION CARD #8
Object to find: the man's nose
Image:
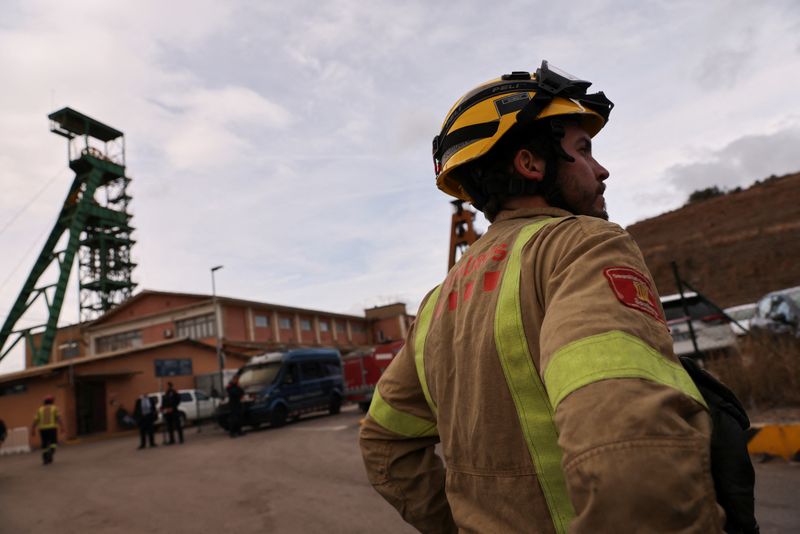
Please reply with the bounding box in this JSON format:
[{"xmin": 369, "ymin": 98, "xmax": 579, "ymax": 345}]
[{"xmin": 595, "ymin": 159, "xmax": 609, "ymax": 181}]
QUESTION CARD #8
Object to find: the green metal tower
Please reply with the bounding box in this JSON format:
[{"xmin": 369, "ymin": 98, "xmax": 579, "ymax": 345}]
[{"xmin": 0, "ymin": 108, "xmax": 136, "ymax": 366}]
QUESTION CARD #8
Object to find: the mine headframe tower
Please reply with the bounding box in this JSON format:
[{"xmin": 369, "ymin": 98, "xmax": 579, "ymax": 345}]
[
  {"xmin": 448, "ymin": 200, "xmax": 481, "ymax": 270},
  {"xmin": 0, "ymin": 108, "xmax": 136, "ymax": 366}
]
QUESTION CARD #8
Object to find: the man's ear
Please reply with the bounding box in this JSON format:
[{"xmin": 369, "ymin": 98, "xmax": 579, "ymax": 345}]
[{"xmin": 512, "ymin": 148, "xmax": 546, "ymax": 182}]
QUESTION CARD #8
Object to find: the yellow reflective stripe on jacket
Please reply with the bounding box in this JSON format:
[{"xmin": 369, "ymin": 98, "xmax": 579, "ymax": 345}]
[
  {"xmin": 544, "ymin": 330, "xmax": 708, "ymax": 410},
  {"xmin": 36, "ymin": 406, "xmax": 58, "ymax": 429},
  {"xmin": 368, "ymin": 389, "xmax": 438, "ymax": 438},
  {"xmin": 494, "ymin": 217, "xmax": 574, "ymax": 533},
  {"xmin": 414, "ymin": 285, "xmax": 441, "ymax": 418}
]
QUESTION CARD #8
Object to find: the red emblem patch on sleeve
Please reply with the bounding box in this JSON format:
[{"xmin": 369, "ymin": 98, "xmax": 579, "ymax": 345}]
[{"xmin": 603, "ymin": 267, "xmax": 665, "ymax": 324}]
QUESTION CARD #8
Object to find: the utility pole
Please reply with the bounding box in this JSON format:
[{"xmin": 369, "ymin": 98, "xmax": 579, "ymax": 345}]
[
  {"xmin": 671, "ymin": 261, "xmax": 701, "ymax": 357},
  {"xmin": 211, "ymin": 265, "xmax": 224, "ymax": 396}
]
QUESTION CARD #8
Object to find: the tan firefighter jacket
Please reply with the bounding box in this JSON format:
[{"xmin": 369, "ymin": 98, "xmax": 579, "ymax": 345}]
[{"xmin": 359, "ymin": 207, "xmax": 724, "ymax": 533}]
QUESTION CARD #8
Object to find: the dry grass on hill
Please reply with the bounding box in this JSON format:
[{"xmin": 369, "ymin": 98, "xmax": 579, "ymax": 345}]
[{"xmin": 704, "ymin": 333, "xmax": 800, "ymax": 416}]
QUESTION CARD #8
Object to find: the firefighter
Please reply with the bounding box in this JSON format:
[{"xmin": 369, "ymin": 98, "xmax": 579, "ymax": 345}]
[
  {"xmin": 359, "ymin": 61, "xmax": 738, "ymax": 532},
  {"xmin": 31, "ymin": 395, "xmax": 65, "ymax": 465}
]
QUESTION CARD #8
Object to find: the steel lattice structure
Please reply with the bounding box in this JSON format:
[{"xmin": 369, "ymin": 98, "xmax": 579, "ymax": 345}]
[{"xmin": 0, "ymin": 108, "xmax": 136, "ymax": 366}]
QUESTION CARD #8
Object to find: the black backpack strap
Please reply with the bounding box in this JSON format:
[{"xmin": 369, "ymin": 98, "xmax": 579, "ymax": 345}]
[{"xmin": 680, "ymin": 357, "xmax": 760, "ymax": 534}]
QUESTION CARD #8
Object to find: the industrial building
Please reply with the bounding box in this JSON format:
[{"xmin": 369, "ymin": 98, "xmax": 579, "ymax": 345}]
[{"xmin": 0, "ymin": 289, "xmax": 412, "ymax": 444}]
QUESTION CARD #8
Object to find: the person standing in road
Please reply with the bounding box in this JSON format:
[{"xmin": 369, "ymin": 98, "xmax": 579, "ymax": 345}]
[
  {"xmin": 31, "ymin": 395, "xmax": 65, "ymax": 465},
  {"xmin": 134, "ymin": 393, "xmax": 158, "ymax": 450},
  {"xmin": 359, "ymin": 61, "xmax": 752, "ymax": 532},
  {"xmin": 226, "ymin": 376, "xmax": 245, "ymax": 438},
  {"xmin": 162, "ymin": 382, "xmax": 184, "ymax": 445}
]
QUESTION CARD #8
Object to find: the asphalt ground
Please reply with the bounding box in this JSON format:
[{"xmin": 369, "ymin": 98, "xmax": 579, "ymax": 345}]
[{"xmin": 1, "ymin": 405, "xmax": 798, "ymax": 533}]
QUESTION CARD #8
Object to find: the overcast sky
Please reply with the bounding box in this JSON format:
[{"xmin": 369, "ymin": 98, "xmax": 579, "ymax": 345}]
[{"xmin": 1, "ymin": 0, "xmax": 799, "ymax": 373}]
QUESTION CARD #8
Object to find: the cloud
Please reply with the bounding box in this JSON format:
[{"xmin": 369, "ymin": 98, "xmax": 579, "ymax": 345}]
[
  {"xmin": 665, "ymin": 125, "xmax": 800, "ymax": 194},
  {"xmin": 3, "ymin": 0, "xmax": 800, "ymax": 375},
  {"xmin": 693, "ymin": 46, "xmax": 753, "ymax": 90},
  {"xmin": 156, "ymin": 86, "xmax": 292, "ymax": 170}
]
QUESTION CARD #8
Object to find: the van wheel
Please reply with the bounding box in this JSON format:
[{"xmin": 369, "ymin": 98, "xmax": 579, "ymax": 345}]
[
  {"xmin": 329, "ymin": 395, "xmax": 342, "ymax": 415},
  {"xmin": 270, "ymin": 406, "xmax": 287, "ymax": 428}
]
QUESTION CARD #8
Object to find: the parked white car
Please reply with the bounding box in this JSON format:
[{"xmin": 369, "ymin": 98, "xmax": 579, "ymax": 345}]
[
  {"xmin": 724, "ymin": 303, "xmax": 757, "ymax": 336},
  {"xmin": 147, "ymin": 389, "xmax": 219, "ymax": 425},
  {"xmin": 661, "ymin": 292, "xmax": 736, "ymax": 356}
]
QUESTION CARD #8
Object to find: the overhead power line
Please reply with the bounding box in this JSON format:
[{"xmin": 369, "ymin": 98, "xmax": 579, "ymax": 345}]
[{"xmin": 0, "ymin": 167, "xmax": 67, "ymax": 239}]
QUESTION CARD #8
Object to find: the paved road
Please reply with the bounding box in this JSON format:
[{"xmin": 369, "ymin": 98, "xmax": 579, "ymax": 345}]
[
  {"xmin": 1, "ymin": 405, "xmax": 797, "ymax": 533},
  {"xmin": 1, "ymin": 406, "xmax": 414, "ymax": 534},
  {"xmin": 754, "ymin": 460, "xmax": 800, "ymax": 534}
]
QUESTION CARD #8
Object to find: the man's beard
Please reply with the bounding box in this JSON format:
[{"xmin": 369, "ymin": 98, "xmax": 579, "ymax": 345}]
[{"xmin": 545, "ymin": 174, "xmax": 609, "ymax": 220}]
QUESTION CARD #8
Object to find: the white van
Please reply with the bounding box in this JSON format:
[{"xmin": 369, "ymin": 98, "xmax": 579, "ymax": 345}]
[{"xmin": 147, "ymin": 389, "xmax": 219, "ymax": 425}]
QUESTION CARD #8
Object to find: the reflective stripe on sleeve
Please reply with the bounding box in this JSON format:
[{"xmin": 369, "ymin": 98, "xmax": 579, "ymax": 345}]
[
  {"xmin": 368, "ymin": 389, "xmax": 438, "ymax": 438},
  {"xmin": 544, "ymin": 330, "xmax": 708, "ymax": 410},
  {"xmin": 414, "ymin": 285, "xmax": 442, "ymax": 418},
  {"xmin": 494, "ymin": 217, "xmax": 575, "ymax": 534}
]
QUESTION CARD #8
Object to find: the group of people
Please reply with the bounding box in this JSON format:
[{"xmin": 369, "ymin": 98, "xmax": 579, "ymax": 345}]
[
  {"xmin": 29, "ymin": 382, "xmax": 187, "ymax": 465},
  {"xmin": 133, "ymin": 381, "xmax": 184, "ymax": 450},
  {"xmin": 31, "ymin": 377, "xmax": 243, "ymax": 466}
]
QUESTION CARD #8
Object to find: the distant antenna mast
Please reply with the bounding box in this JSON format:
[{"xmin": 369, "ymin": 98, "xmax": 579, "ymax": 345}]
[
  {"xmin": 0, "ymin": 108, "xmax": 136, "ymax": 366},
  {"xmin": 448, "ymin": 200, "xmax": 481, "ymax": 270}
]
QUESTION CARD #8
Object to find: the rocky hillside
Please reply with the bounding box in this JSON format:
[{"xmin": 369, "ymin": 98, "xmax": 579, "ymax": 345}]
[{"xmin": 626, "ymin": 172, "xmax": 800, "ymax": 308}]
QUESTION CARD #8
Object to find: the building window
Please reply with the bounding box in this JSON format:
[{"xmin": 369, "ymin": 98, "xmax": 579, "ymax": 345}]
[
  {"xmin": 351, "ymin": 322, "xmax": 366, "ymax": 333},
  {"xmin": 0, "ymin": 383, "xmax": 26, "ymax": 397},
  {"xmin": 255, "ymin": 315, "xmax": 269, "ymax": 328},
  {"xmin": 176, "ymin": 314, "xmax": 217, "ymax": 339},
  {"xmin": 279, "ymin": 317, "xmax": 292, "ymax": 330},
  {"xmin": 59, "ymin": 340, "xmax": 81, "ymax": 359},
  {"xmin": 319, "ymin": 320, "xmax": 329, "ymax": 332},
  {"xmin": 336, "ymin": 321, "xmax": 346, "ymax": 333},
  {"xmin": 300, "ymin": 319, "xmax": 312, "ymax": 331},
  {"xmin": 96, "ymin": 330, "xmax": 142, "ymax": 353}
]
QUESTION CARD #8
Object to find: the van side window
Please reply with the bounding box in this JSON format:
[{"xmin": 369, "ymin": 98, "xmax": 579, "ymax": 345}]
[
  {"xmin": 283, "ymin": 365, "xmax": 298, "ymax": 385},
  {"xmin": 300, "ymin": 362, "xmax": 323, "ymax": 380},
  {"xmin": 324, "ymin": 362, "xmax": 341, "ymax": 376}
]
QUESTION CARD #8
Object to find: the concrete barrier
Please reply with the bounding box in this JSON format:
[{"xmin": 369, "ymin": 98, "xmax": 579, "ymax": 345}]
[
  {"xmin": 0, "ymin": 427, "xmax": 31, "ymax": 455},
  {"xmin": 747, "ymin": 423, "xmax": 800, "ymax": 461}
]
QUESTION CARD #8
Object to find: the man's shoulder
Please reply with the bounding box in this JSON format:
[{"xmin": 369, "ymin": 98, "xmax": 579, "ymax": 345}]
[
  {"xmin": 532, "ymin": 215, "xmax": 643, "ymax": 264},
  {"xmin": 548, "ymin": 214, "xmax": 626, "ymax": 238}
]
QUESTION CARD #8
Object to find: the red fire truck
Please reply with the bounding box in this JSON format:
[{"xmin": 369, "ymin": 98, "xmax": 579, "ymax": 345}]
[{"xmin": 343, "ymin": 340, "xmax": 404, "ymax": 412}]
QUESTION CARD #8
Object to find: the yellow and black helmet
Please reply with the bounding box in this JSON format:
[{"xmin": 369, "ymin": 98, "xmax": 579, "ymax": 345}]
[{"xmin": 433, "ymin": 60, "xmax": 614, "ymax": 202}]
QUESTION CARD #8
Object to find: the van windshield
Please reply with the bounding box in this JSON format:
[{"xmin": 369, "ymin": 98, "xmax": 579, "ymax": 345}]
[{"xmin": 238, "ymin": 362, "xmax": 282, "ymax": 389}]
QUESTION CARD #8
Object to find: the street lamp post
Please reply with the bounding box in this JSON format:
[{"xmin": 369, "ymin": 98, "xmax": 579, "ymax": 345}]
[{"xmin": 211, "ymin": 265, "xmax": 224, "ymax": 398}]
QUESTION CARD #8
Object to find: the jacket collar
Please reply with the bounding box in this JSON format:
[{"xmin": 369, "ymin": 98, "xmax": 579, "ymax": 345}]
[{"xmin": 492, "ymin": 206, "xmax": 573, "ymax": 224}]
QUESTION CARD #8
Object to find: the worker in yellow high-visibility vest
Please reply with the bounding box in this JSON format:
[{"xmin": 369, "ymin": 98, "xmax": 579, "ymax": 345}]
[{"xmin": 31, "ymin": 395, "xmax": 65, "ymax": 465}]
